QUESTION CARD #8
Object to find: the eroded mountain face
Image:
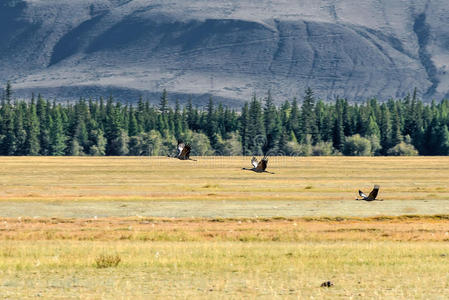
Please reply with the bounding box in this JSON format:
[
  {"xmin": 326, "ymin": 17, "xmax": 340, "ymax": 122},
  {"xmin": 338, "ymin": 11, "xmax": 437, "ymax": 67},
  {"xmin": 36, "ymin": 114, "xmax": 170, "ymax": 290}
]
[{"xmin": 2, "ymin": 0, "xmax": 449, "ymax": 105}]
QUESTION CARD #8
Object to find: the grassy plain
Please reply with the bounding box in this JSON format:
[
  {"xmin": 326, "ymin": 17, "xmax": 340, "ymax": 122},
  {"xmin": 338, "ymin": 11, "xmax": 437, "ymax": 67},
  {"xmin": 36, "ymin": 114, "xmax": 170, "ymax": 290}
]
[
  {"xmin": 0, "ymin": 217, "xmax": 449, "ymax": 298},
  {"xmin": 0, "ymin": 156, "xmax": 448, "ymax": 217},
  {"xmin": 0, "ymin": 156, "xmax": 448, "ymax": 298}
]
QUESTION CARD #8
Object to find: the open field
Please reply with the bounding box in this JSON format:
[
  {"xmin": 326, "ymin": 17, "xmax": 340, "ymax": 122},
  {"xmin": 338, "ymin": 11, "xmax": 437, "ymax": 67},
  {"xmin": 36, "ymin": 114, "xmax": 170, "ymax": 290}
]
[
  {"xmin": 1, "ymin": 157, "xmax": 449, "ymax": 298},
  {"xmin": 0, "ymin": 216, "xmax": 449, "ymax": 298},
  {"xmin": 2, "ymin": 239, "xmax": 448, "ymax": 299},
  {"xmin": 0, "ymin": 156, "xmax": 448, "ymax": 217}
]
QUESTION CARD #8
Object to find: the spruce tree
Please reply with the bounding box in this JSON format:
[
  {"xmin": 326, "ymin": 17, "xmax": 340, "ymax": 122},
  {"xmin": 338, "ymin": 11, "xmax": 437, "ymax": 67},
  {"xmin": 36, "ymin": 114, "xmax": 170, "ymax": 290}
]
[
  {"xmin": 332, "ymin": 99, "xmax": 345, "ymax": 152},
  {"xmin": 263, "ymin": 90, "xmax": 280, "ymax": 153},
  {"xmin": 37, "ymin": 95, "xmax": 50, "ymax": 155},
  {"xmin": 438, "ymin": 125, "xmax": 449, "ymax": 155},
  {"xmin": 25, "ymin": 98, "xmax": 40, "ymax": 155},
  {"xmin": 366, "ymin": 115, "xmax": 380, "ymax": 138},
  {"xmin": 159, "ymin": 89, "xmax": 168, "ymax": 115},
  {"xmin": 288, "ymin": 99, "xmax": 300, "ymax": 140},
  {"xmin": 128, "ymin": 107, "xmax": 138, "ymax": 137},
  {"xmin": 0, "ymin": 101, "xmax": 15, "ymax": 155},
  {"xmin": 174, "ymin": 99, "xmax": 183, "ymax": 138},
  {"xmin": 332, "ymin": 114, "xmax": 344, "ymax": 152},
  {"xmin": 247, "ymin": 95, "xmax": 265, "ymax": 155},
  {"xmin": 379, "ymin": 104, "xmax": 391, "ymax": 154},
  {"xmin": 206, "ymin": 97, "xmax": 216, "ymax": 138},
  {"xmin": 49, "ymin": 107, "xmax": 66, "ymax": 155},
  {"xmin": 13, "ymin": 102, "xmax": 27, "ymax": 155},
  {"xmin": 5, "ymin": 81, "xmax": 12, "ymax": 104},
  {"xmin": 390, "ymin": 103, "xmax": 403, "ymax": 146},
  {"xmin": 301, "ymin": 87, "xmax": 317, "ymax": 143},
  {"xmin": 240, "ymin": 102, "xmax": 250, "ymax": 155}
]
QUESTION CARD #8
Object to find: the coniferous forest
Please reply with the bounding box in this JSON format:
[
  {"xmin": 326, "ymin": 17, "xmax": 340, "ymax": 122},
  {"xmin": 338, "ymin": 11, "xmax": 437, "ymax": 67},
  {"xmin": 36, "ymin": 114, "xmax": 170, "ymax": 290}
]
[{"xmin": 1, "ymin": 82, "xmax": 449, "ymax": 156}]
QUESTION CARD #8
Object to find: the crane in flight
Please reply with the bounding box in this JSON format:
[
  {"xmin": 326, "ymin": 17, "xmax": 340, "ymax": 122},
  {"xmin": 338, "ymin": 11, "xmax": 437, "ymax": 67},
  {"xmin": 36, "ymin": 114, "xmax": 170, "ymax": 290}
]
[
  {"xmin": 173, "ymin": 140, "xmax": 196, "ymax": 161},
  {"xmin": 243, "ymin": 156, "xmax": 274, "ymax": 174},
  {"xmin": 356, "ymin": 185, "xmax": 382, "ymax": 201}
]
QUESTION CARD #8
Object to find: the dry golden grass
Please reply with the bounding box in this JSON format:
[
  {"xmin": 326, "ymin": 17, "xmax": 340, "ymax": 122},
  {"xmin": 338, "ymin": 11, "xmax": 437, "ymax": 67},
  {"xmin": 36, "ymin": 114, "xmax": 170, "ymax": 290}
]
[
  {"xmin": 0, "ymin": 239, "xmax": 448, "ymax": 298},
  {"xmin": 1, "ymin": 216, "xmax": 449, "ymax": 242},
  {"xmin": 0, "ymin": 217, "xmax": 448, "ymax": 298},
  {"xmin": 0, "ymin": 156, "xmax": 448, "ymax": 202},
  {"xmin": 0, "ymin": 156, "xmax": 449, "ymax": 218},
  {"xmin": 0, "ymin": 157, "xmax": 449, "ymax": 298}
]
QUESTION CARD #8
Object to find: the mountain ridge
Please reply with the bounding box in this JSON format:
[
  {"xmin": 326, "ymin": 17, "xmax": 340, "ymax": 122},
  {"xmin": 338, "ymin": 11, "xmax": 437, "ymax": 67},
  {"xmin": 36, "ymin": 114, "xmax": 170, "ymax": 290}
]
[{"xmin": 2, "ymin": 0, "xmax": 449, "ymax": 105}]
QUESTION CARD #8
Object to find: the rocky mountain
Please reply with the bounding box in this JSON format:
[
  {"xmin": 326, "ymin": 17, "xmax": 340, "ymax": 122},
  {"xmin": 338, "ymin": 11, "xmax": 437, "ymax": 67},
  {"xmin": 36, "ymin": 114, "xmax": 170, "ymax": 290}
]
[{"xmin": 1, "ymin": 0, "xmax": 449, "ymax": 105}]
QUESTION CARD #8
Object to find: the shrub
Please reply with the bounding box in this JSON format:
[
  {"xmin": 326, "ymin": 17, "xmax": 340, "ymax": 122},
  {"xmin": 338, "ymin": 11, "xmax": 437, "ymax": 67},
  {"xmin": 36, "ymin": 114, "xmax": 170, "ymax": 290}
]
[
  {"xmin": 387, "ymin": 142, "xmax": 418, "ymax": 156},
  {"xmin": 285, "ymin": 141, "xmax": 311, "ymax": 156},
  {"xmin": 367, "ymin": 134, "xmax": 381, "ymax": 155},
  {"xmin": 216, "ymin": 132, "xmax": 242, "ymax": 156},
  {"xmin": 286, "ymin": 134, "xmax": 312, "ymax": 156},
  {"xmin": 95, "ymin": 254, "xmax": 121, "ymax": 268},
  {"xmin": 190, "ymin": 132, "xmax": 213, "ymax": 156},
  {"xmin": 343, "ymin": 134, "xmax": 372, "ymax": 156},
  {"xmin": 312, "ymin": 142, "xmax": 334, "ymax": 156}
]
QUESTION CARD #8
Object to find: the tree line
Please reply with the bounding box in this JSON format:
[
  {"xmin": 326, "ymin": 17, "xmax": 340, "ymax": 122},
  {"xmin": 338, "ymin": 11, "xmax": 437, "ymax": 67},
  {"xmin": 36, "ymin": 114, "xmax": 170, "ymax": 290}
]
[{"xmin": 1, "ymin": 83, "xmax": 449, "ymax": 156}]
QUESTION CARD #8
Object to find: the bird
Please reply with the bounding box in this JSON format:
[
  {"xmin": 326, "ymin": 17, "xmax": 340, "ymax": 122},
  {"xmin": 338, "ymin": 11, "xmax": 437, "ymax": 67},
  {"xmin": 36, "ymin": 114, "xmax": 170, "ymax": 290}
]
[
  {"xmin": 320, "ymin": 281, "xmax": 334, "ymax": 287},
  {"xmin": 242, "ymin": 156, "xmax": 274, "ymax": 174},
  {"xmin": 174, "ymin": 140, "xmax": 196, "ymax": 161},
  {"xmin": 356, "ymin": 185, "xmax": 382, "ymax": 201}
]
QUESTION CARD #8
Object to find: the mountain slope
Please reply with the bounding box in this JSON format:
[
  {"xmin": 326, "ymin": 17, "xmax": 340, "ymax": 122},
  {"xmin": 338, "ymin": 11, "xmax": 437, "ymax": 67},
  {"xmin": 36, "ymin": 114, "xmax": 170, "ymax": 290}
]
[{"xmin": 2, "ymin": 0, "xmax": 449, "ymax": 104}]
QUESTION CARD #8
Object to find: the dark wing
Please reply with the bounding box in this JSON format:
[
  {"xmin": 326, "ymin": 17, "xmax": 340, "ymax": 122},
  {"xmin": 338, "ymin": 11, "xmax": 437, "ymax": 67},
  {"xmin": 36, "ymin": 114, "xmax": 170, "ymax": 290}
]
[
  {"xmin": 367, "ymin": 185, "xmax": 379, "ymax": 200},
  {"xmin": 255, "ymin": 157, "xmax": 268, "ymax": 172},
  {"xmin": 359, "ymin": 190, "xmax": 368, "ymax": 199},
  {"xmin": 251, "ymin": 156, "xmax": 258, "ymax": 168},
  {"xmin": 180, "ymin": 144, "xmax": 191, "ymax": 160}
]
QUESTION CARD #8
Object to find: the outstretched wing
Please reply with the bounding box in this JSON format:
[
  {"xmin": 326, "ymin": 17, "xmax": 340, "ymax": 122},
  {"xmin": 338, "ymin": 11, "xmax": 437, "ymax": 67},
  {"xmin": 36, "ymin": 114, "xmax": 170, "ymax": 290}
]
[
  {"xmin": 179, "ymin": 144, "xmax": 191, "ymax": 160},
  {"xmin": 251, "ymin": 156, "xmax": 258, "ymax": 168},
  {"xmin": 367, "ymin": 185, "xmax": 379, "ymax": 200},
  {"xmin": 255, "ymin": 157, "xmax": 268, "ymax": 172},
  {"xmin": 359, "ymin": 190, "xmax": 368, "ymax": 199},
  {"xmin": 177, "ymin": 140, "xmax": 185, "ymax": 157}
]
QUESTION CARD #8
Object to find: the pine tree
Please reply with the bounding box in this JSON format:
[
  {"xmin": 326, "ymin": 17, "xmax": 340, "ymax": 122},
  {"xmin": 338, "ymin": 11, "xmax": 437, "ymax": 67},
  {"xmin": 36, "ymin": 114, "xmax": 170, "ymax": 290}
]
[
  {"xmin": 315, "ymin": 99, "xmax": 325, "ymax": 142},
  {"xmin": 105, "ymin": 103, "xmax": 123, "ymax": 155},
  {"xmin": 216, "ymin": 103, "xmax": 225, "ymax": 137},
  {"xmin": 159, "ymin": 89, "xmax": 168, "ymax": 115},
  {"xmin": 301, "ymin": 87, "xmax": 317, "ymax": 143},
  {"xmin": 206, "ymin": 97, "xmax": 216, "ymax": 138},
  {"xmin": 5, "ymin": 81, "xmax": 12, "ymax": 104},
  {"xmin": 332, "ymin": 99, "xmax": 345, "ymax": 152},
  {"xmin": 13, "ymin": 102, "xmax": 27, "ymax": 155},
  {"xmin": 263, "ymin": 90, "xmax": 280, "ymax": 153},
  {"xmin": 390, "ymin": 103, "xmax": 403, "ymax": 146},
  {"xmin": 25, "ymin": 98, "xmax": 40, "ymax": 155},
  {"xmin": 342, "ymin": 99, "xmax": 353, "ymax": 137},
  {"xmin": 288, "ymin": 99, "xmax": 300, "ymax": 139},
  {"xmin": 136, "ymin": 96, "xmax": 145, "ymax": 133},
  {"xmin": 89, "ymin": 127, "xmax": 107, "ymax": 156},
  {"xmin": 49, "ymin": 107, "xmax": 66, "ymax": 155},
  {"xmin": 438, "ymin": 125, "xmax": 449, "ymax": 155},
  {"xmin": 247, "ymin": 95, "xmax": 265, "ymax": 155},
  {"xmin": 37, "ymin": 95, "xmax": 50, "ymax": 155},
  {"xmin": 186, "ymin": 97, "xmax": 195, "ymax": 129},
  {"xmin": 0, "ymin": 100, "xmax": 15, "ymax": 155},
  {"xmin": 75, "ymin": 118, "xmax": 89, "ymax": 154},
  {"xmin": 379, "ymin": 104, "xmax": 391, "ymax": 154},
  {"xmin": 332, "ymin": 114, "xmax": 344, "ymax": 152},
  {"xmin": 128, "ymin": 107, "xmax": 138, "ymax": 137},
  {"xmin": 174, "ymin": 99, "xmax": 183, "ymax": 138},
  {"xmin": 240, "ymin": 102, "xmax": 250, "ymax": 155},
  {"xmin": 366, "ymin": 115, "xmax": 380, "ymax": 138}
]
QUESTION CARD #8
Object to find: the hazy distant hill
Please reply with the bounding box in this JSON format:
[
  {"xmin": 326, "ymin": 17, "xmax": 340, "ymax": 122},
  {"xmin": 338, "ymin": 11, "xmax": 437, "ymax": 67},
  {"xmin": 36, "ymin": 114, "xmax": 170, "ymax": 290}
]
[{"xmin": 2, "ymin": 0, "xmax": 449, "ymax": 105}]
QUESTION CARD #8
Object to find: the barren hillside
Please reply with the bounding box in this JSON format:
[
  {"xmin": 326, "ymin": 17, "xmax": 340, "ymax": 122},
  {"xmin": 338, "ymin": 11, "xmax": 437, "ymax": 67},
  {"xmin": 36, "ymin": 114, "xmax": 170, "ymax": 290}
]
[{"xmin": 2, "ymin": 0, "xmax": 449, "ymax": 105}]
